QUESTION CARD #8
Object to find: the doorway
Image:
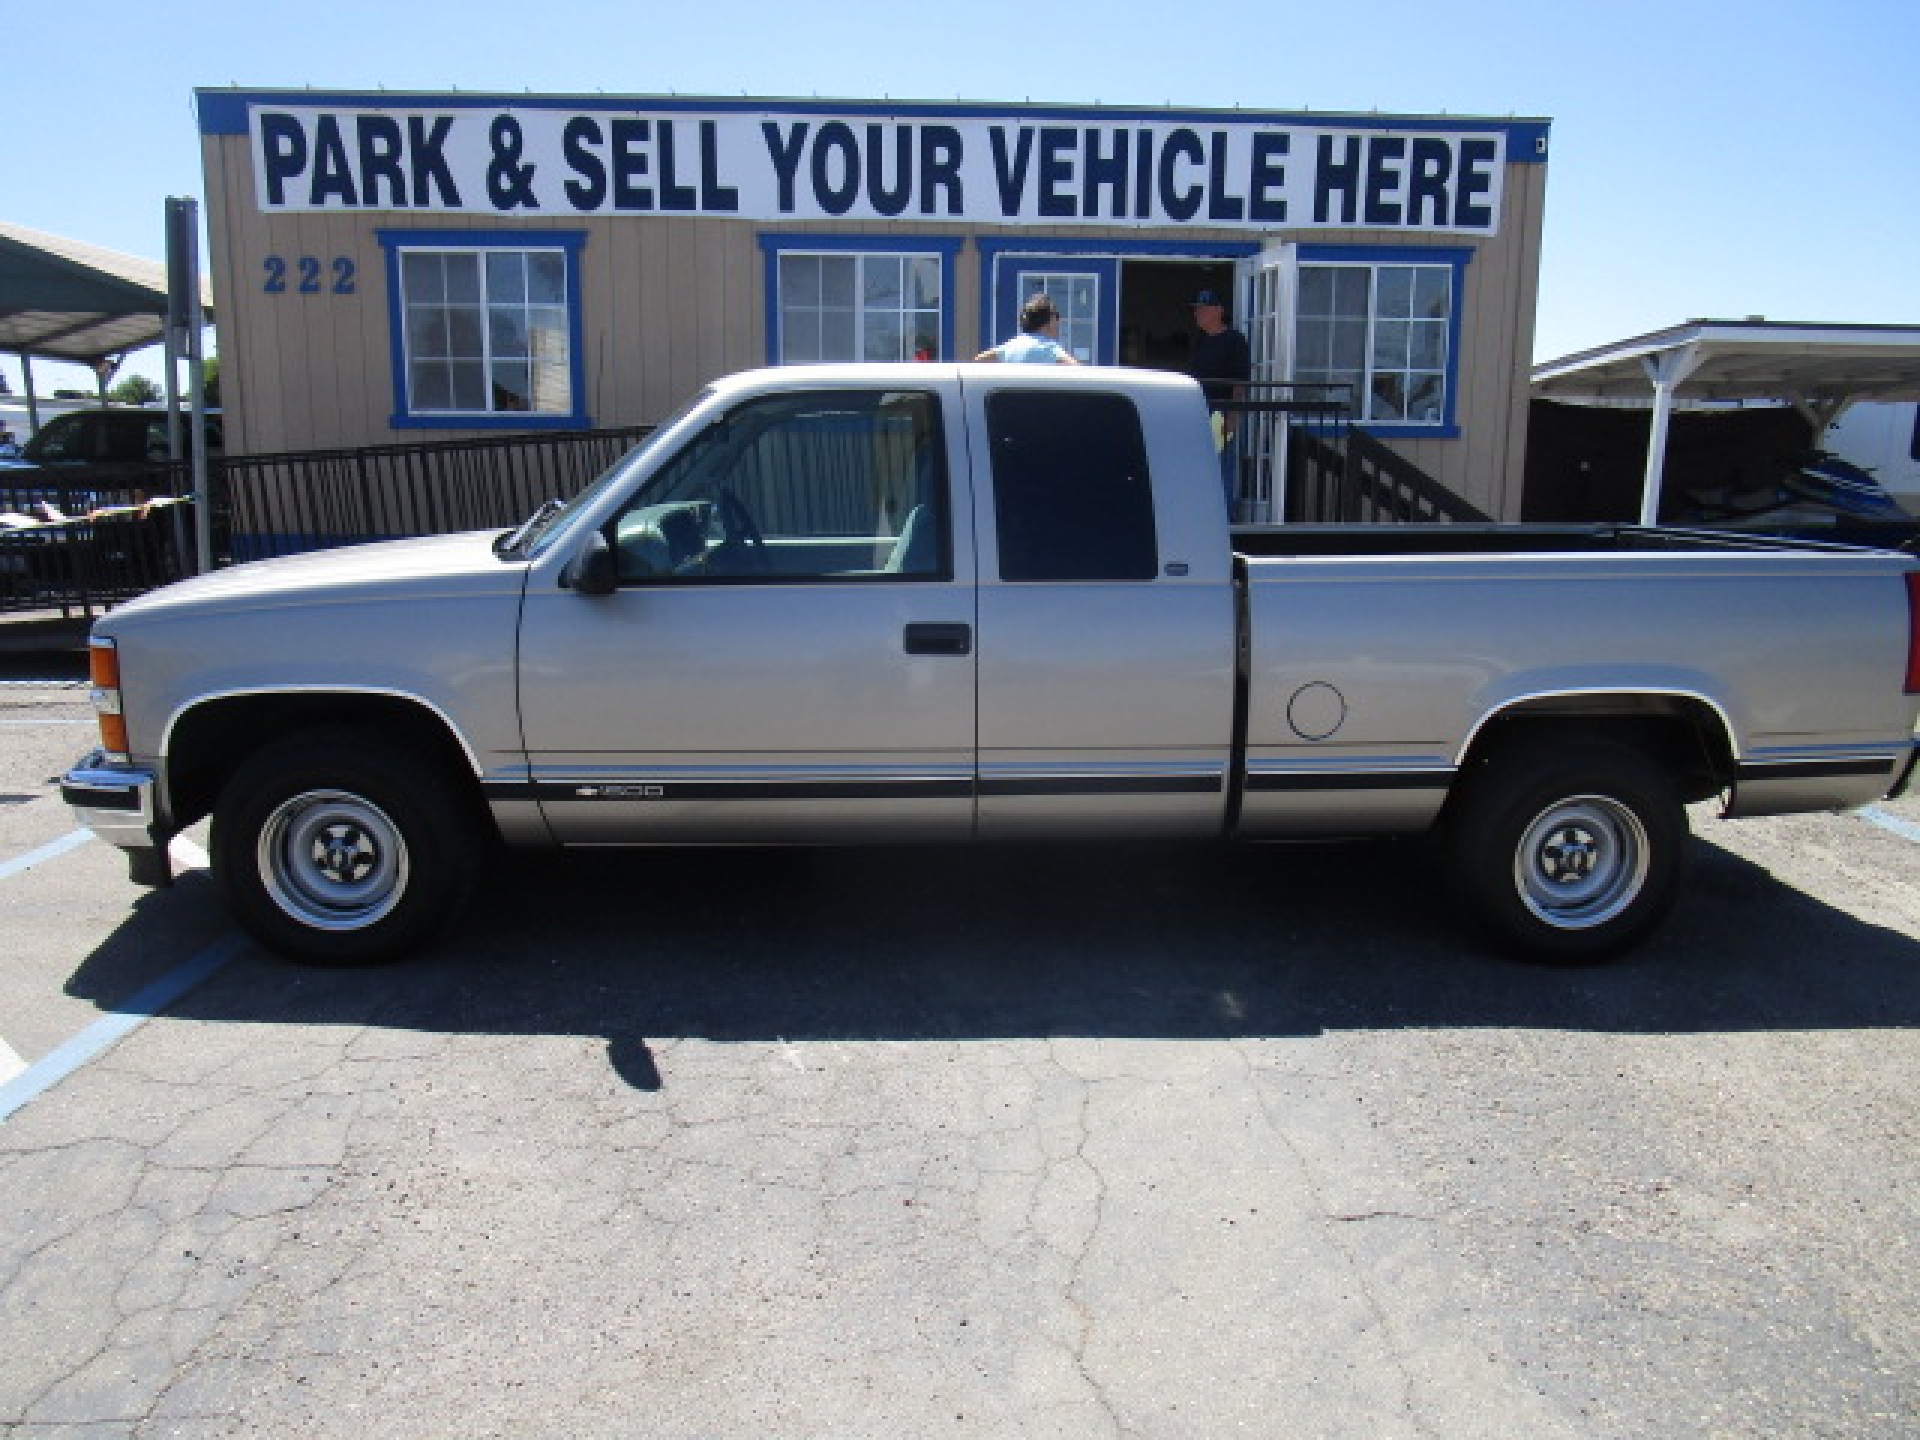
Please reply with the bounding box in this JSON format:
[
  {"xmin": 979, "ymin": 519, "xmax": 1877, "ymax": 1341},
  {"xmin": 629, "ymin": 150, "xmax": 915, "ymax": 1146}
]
[
  {"xmin": 1116, "ymin": 259, "xmax": 1236, "ymax": 373},
  {"xmin": 985, "ymin": 252, "xmax": 1240, "ymax": 372}
]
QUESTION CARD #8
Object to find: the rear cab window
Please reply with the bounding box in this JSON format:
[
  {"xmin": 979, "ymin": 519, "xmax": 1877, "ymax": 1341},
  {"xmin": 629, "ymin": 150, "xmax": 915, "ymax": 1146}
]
[{"xmin": 986, "ymin": 390, "xmax": 1158, "ymax": 582}]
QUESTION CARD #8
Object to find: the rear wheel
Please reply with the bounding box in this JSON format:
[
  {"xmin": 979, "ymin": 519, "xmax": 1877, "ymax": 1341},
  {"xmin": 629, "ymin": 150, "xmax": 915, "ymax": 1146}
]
[
  {"xmin": 1448, "ymin": 736, "xmax": 1687, "ymax": 963},
  {"xmin": 212, "ymin": 727, "xmax": 481, "ymax": 965}
]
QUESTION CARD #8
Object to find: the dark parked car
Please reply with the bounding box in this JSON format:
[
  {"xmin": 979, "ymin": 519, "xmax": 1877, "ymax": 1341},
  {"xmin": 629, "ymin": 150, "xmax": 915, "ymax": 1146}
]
[
  {"xmin": 0, "ymin": 408, "xmax": 222, "ymax": 474},
  {"xmin": 0, "ymin": 410, "xmax": 215, "ymax": 606}
]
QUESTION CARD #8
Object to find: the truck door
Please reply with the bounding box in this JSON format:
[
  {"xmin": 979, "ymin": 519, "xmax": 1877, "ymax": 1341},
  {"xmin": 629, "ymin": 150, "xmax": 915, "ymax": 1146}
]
[
  {"xmin": 966, "ymin": 380, "xmax": 1238, "ymax": 838},
  {"xmin": 516, "ymin": 385, "xmax": 976, "ymax": 843}
]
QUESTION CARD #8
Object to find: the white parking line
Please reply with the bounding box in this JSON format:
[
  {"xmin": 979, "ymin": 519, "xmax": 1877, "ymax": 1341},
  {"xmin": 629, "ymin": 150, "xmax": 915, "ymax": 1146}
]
[
  {"xmin": 0, "ymin": 829, "xmax": 93, "ymax": 881},
  {"xmin": 1860, "ymin": 805, "xmax": 1920, "ymax": 845},
  {"xmin": 1, "ymin": 831, "xmax": 205, "ymax": 884},
  {"xmin": 0, "ymin": 831, "xmax": 226, "ymax": 1119},
  {"xmin": 0, "ymin": 934, "xmax": 248, "ymax": 1123}
]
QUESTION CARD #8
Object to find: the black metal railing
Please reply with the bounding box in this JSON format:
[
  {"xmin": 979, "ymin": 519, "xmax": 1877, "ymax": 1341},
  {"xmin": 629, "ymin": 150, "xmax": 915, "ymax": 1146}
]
[
  {"xmin": 1215, "ymin": 383, "xmax": 1355, "ymax": 523},
  {"xmin": 1215, "ymin": 382, "xmax": 1485, "ymax": 524},
  {"xmin": 1288, "ymin": 426, "xmax": 1490, "ymax": 523},
  {"xmin": 217, "ymin": 426, "xmax": 653, "ymax": 561},
  {"xmin": 1, "ymin": 464, "xmax": 195, "ymax": 618}
]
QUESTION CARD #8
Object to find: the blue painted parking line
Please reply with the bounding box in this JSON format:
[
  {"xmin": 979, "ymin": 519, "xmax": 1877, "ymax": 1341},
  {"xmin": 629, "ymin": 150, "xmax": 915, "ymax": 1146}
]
[
  {"xmin": 0, "ymin": 828, "xmax": 93, "ymax": 881},
  {"xmin": 0, "ymin": 934, "xmax": 248, "ymax": 1123},
  {"xmin": 1859, "ymin": 805, "xmax": 1920, "ymax": 845}
]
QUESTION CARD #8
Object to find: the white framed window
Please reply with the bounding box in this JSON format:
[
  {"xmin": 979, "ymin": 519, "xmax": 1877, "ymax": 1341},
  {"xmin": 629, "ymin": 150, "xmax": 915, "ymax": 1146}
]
[
  {"xmin": 760, "ymin": 237, "xmax": 960, "ymax": 365},
  {"xmin": 377, "ymin": 230, "xmax": 588, "ymax": 430},
  {"xmin": 1015, "ymin": 271, "xmax": 1099, "ymax": 364},
  {"xmin": 1293, "ymin": 248, "xmax": 1469, "ymax": 436}
]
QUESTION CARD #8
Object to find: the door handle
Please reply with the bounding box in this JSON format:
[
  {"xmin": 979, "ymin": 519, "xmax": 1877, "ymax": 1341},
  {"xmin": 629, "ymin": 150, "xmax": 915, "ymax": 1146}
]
[{"xmin": 903, "ymin": 622, "xmax": 972, "ymax": 656}]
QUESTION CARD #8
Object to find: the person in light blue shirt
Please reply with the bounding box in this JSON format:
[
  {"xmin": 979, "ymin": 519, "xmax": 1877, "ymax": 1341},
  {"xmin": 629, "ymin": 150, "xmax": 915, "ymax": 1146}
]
[{"xmin": 974, "ymin": 294, "xmax": 1081, "ymax": 365}]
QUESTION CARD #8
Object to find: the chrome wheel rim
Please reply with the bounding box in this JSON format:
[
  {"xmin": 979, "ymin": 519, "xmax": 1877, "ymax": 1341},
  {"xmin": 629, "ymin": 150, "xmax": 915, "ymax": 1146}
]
[
  {"xmin": 258, "ymin": 789, "xmax": 409, "ymax": 932},
  {"xmin": 1513, "ymin": 795, "xmax": 1649, "ymax": 931}
]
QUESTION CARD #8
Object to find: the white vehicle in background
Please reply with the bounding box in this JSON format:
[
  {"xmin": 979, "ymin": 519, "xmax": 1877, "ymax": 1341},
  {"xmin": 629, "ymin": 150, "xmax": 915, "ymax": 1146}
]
[{"xmin": 1826, "ymin": 402, "xmax": 1920, "ymax": 515}]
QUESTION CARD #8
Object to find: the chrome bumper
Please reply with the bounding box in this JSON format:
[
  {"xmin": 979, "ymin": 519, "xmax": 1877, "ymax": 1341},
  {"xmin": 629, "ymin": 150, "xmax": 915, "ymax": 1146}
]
[{"xmin": 61, "ymin": 750, "xmax": 164, "ymax": 861}]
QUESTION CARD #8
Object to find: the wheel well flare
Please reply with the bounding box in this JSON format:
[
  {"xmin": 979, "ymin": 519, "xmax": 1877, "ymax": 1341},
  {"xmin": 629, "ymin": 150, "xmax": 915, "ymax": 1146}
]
[{"xmin": 164, "ymin": 693, "xmax": 477, "ymax": 829}]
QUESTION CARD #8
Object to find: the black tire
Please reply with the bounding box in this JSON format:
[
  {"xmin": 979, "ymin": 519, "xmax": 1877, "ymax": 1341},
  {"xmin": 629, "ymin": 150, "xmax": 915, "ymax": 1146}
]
[
  {"xmin": 1447, "ymin": 735, "xmax": 1688, "ymax": 964},
  {"xmin": 211, "ymin": 726, "xmax": 482, "ymax": 965}
]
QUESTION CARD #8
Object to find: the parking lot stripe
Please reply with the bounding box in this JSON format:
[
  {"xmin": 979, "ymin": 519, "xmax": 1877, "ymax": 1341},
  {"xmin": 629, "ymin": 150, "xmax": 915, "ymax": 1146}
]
[
  {"xmin": 1860, "ymin": 805, "xmax": 1920, "ymax": 845},
  {"xmin": 0, "ymin": 934, "xmax": 248, "ymax": 1123},
  {"xmin": 0, "ymin": 1040, "xmax": 23, "ymax": 1087},
  {"xmin": 0, "ymin": 829, "xmax": 92, "ymax": 881}
]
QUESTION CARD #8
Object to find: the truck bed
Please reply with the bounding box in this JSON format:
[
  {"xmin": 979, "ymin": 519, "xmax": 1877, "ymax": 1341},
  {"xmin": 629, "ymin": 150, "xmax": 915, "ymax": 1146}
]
[{"xmin": 1229, "ymin": 522, "xmax": 1908, "ymax": 559}]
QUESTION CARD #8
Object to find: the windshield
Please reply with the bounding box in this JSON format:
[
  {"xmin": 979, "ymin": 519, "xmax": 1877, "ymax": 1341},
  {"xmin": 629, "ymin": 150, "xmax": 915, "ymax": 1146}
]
[
  {"xmin": 516, "ymin": 387, "xmax": 717, "ymax": 561},
  {"xmin": 20, "ymin": 415, "xmax": 83, "ymax": 462}
]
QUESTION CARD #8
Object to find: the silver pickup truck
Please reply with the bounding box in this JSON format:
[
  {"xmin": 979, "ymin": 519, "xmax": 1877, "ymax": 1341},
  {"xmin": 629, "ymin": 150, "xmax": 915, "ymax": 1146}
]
[{"xmin": 63, "ymin": 365, "xmax": 1920, "ymax": 965}]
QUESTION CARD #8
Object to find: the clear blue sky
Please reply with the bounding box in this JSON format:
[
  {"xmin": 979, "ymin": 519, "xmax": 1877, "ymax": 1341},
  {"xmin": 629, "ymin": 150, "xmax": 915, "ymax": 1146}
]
[{"xmin": 5, "ymin": 0, "xmax": 1915, "ymax": 395}]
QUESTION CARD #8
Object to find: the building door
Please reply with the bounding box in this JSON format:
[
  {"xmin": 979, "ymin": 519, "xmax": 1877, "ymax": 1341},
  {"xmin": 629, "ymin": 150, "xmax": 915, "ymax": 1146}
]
[
  {"xmin": 1235, "ymin": 242, "xmax": 1293, "ymax": 522},
  {"xmin": 993, "ymin": 260, "xmax": 1116, "ymax": 364}
]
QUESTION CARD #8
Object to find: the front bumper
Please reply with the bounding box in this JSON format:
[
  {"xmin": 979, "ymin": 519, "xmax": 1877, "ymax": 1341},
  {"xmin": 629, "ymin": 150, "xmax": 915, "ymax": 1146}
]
[{"xmin": 61, "ymin": 750, "xmax": 171, "ymax": 884}]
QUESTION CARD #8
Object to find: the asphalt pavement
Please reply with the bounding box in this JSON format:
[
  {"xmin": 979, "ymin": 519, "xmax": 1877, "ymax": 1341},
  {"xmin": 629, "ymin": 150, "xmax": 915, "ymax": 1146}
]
[{"xmin": 0, "ymin": 669, "xmax": 1915, "ymax": 1438}]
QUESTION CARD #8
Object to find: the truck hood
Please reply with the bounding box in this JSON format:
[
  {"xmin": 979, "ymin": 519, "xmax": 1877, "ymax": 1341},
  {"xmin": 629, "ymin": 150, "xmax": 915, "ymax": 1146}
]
[{"xmin": 99, "ymin": 530, "xmax": 524, "ymax": 629}]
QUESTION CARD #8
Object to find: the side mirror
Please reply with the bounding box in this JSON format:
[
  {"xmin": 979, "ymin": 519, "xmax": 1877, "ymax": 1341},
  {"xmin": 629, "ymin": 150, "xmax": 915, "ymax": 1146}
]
[{"xmin": 563, "ymin": 530, "xmax": 618, "ymax": 596}]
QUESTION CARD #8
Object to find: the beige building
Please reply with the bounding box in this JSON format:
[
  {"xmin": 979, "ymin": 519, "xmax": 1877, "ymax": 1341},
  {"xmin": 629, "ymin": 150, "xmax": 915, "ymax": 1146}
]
[{"xmin": 197, "ymin": 91, "xmax": 1549, "ymax": 518}]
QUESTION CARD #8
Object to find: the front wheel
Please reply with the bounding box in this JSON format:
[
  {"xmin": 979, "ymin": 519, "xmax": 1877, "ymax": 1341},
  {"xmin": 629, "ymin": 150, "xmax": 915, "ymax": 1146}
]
[
  {"xmin": 212, "ymin": 727, "xmax": 481, "ymax": 965},
  {"xmin": 1447, "ymin": 736, "xmax": 1688, "ymax": 964}
]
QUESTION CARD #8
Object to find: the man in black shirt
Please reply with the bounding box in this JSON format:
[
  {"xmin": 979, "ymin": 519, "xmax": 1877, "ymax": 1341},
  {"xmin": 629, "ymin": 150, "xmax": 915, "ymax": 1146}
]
[{"xmin": 1188, "ymin": 290, "xmax": 1250, "ymax": 509}]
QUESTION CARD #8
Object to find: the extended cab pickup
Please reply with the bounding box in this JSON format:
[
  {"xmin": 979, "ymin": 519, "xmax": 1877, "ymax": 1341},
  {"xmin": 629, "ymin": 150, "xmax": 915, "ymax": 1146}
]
[{"xmin": 63, "ymin": 365, "xmax": 1920, "ymax": 964}]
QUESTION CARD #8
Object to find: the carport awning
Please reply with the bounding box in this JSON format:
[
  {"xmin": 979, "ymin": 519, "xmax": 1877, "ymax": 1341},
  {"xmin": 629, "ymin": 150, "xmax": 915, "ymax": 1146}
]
[
  {"xmin": 0, "ymin": 220, "xmax": 213, "ymax": 366},
  {"xmin": 1532, "ymin": 320, "xmax": 1920, "ymax": 523}
]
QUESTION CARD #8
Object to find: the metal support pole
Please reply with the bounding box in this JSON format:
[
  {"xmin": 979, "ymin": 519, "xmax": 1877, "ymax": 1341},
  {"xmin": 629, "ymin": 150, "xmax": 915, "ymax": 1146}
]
[
  {"xmin": 186, "ymin": 310, "xmax": 209, "ymax": 573},
  {"xmin": 1639, "ymin": 346, "xmax": 1703, "ymax": 527},
  {"xmin": 1787, "ymin": 392, "xmax": 1853, "ymax": 447},
  {"xmin": 20, "ymin": 353, "xmax": 39, "ymax": 437},
  {"xmin": 161, "ymin": 282, "xmax": 190, "ymax": 570},
  {"xmin": 166, "ymin": 197, "xmax": 212, "ymax": 574}
]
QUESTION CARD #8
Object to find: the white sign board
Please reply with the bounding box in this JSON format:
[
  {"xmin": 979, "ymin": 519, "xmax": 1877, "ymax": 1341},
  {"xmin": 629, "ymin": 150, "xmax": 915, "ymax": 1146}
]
[{"xmin": 249, "ymin": 105, "xmax": 1509, "ymax": 234}]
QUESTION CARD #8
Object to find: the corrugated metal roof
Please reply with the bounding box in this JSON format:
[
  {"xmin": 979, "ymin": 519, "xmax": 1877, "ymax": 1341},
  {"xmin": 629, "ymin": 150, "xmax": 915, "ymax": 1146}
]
[{"xmin": 0, "ymin": 220, "xmax": 213, "ymax": 365}]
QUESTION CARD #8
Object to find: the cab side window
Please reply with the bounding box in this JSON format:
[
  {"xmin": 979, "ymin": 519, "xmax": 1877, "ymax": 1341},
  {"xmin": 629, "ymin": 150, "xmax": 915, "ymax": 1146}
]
[
  {"xmin": 987, "ymin": 390, "xmax": 1158, "ymax": 582},
  {"xmin": 607, "ymin": 389, "xmax": 950, "ymax": 583}
]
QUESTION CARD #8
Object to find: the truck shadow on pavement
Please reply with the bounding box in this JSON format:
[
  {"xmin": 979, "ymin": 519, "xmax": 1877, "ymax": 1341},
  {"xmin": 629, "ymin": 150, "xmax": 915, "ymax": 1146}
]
[{"xmin": 65, "ymin": 832, "xmax": 1920, "ymax": 1093}]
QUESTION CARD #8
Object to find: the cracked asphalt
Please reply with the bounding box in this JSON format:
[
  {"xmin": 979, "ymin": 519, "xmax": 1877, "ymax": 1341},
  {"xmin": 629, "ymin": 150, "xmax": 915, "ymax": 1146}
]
[{"xmin": 1, "ymin": 673, "xmax": 1916, "ymax": 1437}]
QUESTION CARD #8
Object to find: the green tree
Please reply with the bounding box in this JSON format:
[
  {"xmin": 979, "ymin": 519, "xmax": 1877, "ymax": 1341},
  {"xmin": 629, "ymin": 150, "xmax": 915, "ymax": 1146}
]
[
  {"xmin": 203, "ymin": 356, "xmax": 220, "ymax": 407},
  {"xmin": 110, "ymin": 375, "xmax": 163, "ymax": 405}
]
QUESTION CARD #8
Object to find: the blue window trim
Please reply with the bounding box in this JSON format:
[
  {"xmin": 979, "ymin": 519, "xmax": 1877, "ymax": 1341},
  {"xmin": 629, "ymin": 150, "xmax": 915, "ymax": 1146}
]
[
  {"xmin": 757, "ymin": 234, "xmax": 964, "ymax": 364},
  {"xmin": 975, "ymin": 237, "xmax": 1262, "ymax": 366},
  {"xmin": 1295, "ymin": 244, "xmax": 1472, "ymax": 439},
  {"xmin": 376, "ymin": 228, "xmax": 590, "ymax": 431}
]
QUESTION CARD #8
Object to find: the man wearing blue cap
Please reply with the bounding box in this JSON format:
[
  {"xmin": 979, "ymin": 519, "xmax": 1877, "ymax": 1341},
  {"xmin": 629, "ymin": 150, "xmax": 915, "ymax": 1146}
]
[{"xmin": 1189, "ymin": 290, "xmax": 1250, "ymax": 510}]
